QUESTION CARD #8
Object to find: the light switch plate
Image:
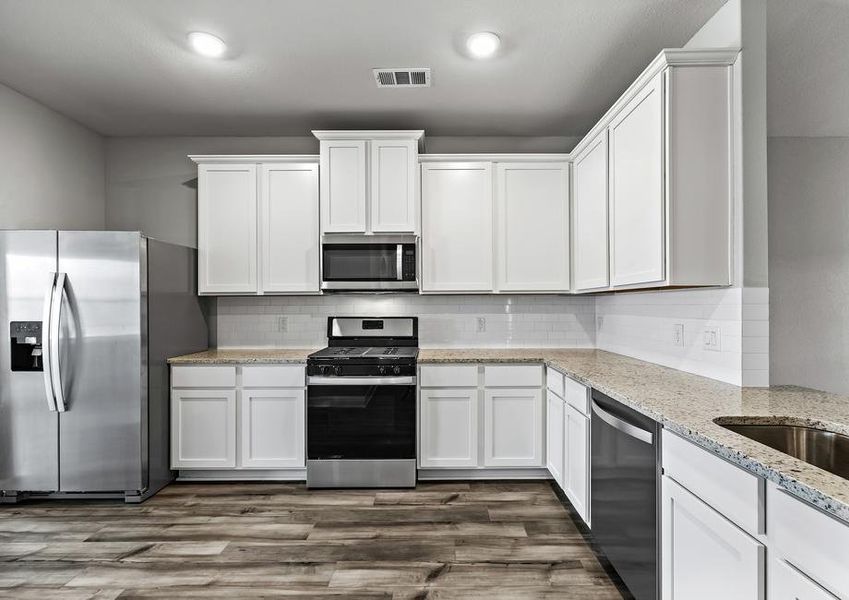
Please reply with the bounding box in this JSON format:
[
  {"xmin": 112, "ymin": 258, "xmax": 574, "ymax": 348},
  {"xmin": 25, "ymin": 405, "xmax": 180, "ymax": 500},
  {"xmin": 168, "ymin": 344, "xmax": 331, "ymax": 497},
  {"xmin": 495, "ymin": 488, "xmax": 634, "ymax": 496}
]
[
  {"xmin": 702, "ymin": 326, "xmax": 721, "ymax": 351},
  {"xmin": 476, "ymin": 317, "xmax": 486, "ymax": 333},
  {"xmin": 672, "ymin": 323, "xmax": 684, "ymax": 347},
  {"xmin": 277, "ymin": 316, "xmax": 288, "ymax": 333}
]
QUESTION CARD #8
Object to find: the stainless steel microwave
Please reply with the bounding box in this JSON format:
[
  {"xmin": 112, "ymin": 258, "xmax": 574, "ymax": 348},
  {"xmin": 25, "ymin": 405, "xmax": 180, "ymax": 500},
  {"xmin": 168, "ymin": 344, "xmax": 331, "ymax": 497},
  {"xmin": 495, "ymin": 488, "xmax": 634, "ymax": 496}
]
[{"xmin": 321, "ymin": 238, "xmax": 418, "ymax": 291}]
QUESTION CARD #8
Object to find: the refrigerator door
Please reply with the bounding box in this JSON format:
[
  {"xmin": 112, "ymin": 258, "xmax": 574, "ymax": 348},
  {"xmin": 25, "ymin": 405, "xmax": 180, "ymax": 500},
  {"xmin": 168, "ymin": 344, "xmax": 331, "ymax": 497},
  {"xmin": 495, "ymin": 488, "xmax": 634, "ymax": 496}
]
[
  {"xmin": 0, "ymin": 230, "xmax": 59, "ymax": 492},
  {"xmin": 56, "ymin": 231, "xmax": 145, "ymax": 492}
]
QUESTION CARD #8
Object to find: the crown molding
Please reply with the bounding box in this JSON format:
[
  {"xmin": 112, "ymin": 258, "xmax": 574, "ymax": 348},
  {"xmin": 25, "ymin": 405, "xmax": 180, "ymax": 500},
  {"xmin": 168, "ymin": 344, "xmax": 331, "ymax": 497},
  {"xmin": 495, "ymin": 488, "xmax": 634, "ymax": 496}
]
[{"xmin": 189, "ymin": 154, "xmax": 319, "ymax": 164}]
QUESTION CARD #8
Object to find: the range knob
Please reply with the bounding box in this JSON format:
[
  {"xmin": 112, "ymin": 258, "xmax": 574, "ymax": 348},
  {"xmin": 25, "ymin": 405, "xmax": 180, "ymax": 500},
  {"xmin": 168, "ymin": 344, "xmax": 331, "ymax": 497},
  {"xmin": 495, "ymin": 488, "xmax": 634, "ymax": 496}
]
[
  {"xmin": 333, "ymin": 365, "xmax": 343, "ymax": 376},
  {"xmin": 378, "ymin": 365, "xmax": 386, "ymax": 375},
  {"xmin": 318, "ymin": 365, "xmax": 329, "ymax": 375},
  {"xmin": 393, "ymin": 365, "xmax": 401, "ymax": 375}
]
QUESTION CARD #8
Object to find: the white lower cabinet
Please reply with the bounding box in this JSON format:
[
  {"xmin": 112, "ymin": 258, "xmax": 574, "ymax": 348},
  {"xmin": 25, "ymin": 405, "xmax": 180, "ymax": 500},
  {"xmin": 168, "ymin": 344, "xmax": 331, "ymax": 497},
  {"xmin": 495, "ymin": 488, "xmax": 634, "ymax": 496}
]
[
  {"xmin": 563, "ymin": 403, "xmax": 590, "ymax": 525},
  {"xmin": 171, "ymin": 389, "xmax": 237, "ymax": 468},
  {"xmin": 662, "ymin": 476, "xmax": 765, "ymax": 600},
  {"xmin": 170, "ymin": 365, "xmax": 306, "ymax": 476},
  {"xmin": 419, "ymin": 388, "xmax": 479, "ymax": 468},
  {"xmin": 240, "ymin": 389, "xmax": 305, "ymax": 468},
  {"xmin": 769, "ymin": 558, "xmax": 838, "ymax": 600},
  {"xmin": 483, "ymin": 388, "xmax": 543, "ymax": 467},
  {"xmin": 546, "ymin": 390, "xmax": 565, "ymax": 487}
]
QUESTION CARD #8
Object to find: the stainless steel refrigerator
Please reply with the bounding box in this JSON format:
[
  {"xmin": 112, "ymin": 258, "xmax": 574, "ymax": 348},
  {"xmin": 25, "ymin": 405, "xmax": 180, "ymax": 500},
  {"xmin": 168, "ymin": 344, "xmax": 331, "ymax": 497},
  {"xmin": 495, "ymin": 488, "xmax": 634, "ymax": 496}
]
[{"xmin": 0, "ymin": 231, "xmax": 208, "ymax": 503}]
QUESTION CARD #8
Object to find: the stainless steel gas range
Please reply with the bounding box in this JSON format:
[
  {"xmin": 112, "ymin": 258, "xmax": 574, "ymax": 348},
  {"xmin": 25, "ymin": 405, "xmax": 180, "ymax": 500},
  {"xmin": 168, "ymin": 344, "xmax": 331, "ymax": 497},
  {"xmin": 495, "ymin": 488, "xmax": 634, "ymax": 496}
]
[{"xmin": 306, "ymin": 317, "xmax": 418, "ymax": 488}]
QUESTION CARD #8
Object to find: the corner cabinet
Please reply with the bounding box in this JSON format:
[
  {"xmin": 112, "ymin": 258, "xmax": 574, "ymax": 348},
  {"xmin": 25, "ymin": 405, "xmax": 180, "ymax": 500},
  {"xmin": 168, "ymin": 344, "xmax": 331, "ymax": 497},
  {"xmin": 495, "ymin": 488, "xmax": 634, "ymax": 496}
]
[
  {"xmin": 313, "ymin": 131, "xmax": 423, "ymax": 235},
  {"xmin": 570, "ymin": 49, "xmax": 738, "ymax": 292},
  {"xmin": 192, "ymin": 156, "xmax": 320, "ymax": 295}
]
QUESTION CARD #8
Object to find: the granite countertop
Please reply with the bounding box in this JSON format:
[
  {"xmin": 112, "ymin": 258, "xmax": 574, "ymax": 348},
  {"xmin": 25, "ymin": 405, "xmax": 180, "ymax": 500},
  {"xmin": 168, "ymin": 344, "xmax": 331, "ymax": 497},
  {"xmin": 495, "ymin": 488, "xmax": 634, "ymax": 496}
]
[
  {"xmin": 167, "ymin": 348, "xmax": 317, "ymax": 364},
  {"xmin": 420, "ymin": 348, "xmax": 849, "ymax": 523}
]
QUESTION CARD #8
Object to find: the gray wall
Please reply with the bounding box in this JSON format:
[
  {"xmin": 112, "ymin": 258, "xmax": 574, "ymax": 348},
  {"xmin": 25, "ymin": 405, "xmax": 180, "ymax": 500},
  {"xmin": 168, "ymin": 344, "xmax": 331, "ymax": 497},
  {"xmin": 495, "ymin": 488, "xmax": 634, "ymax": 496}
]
[
  {"xmin": 769, "ymin": 137, "xmax": 849, "ymax": 394},
  {"xmin": 104, "ymin": 135, "xmax": 579, "ymax": 248},
  {"xmin": 0, "ymin": 83, "xmax": 105, "ymax": 229}
]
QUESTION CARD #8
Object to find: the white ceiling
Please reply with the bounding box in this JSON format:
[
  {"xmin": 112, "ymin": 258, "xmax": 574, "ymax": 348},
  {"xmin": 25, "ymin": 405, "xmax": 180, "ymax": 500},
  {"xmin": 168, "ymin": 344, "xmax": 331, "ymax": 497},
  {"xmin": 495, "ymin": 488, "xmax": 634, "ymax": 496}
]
[{"xmin": 0, "ymin": 0, "xmax": 845, "ymax": 138}]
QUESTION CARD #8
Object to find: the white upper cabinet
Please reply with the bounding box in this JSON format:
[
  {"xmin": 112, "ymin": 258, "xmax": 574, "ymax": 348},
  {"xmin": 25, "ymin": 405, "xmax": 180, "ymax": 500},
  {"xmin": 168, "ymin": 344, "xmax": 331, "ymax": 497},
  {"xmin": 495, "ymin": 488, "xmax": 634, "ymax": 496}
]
[
  {"xmin": 609, "ymin": 71, "xmax": 665, "ymax": 287},
  {"xmin": 319, "ymin": 139, "xmax": 367, "ymax": 233},
  {"xmin": 572, "ymin": 131, "xmax": 610, "ymax": 292},
  {"xmin": 495, "ymin": 162, "xmax": 570, "ymax": 292},
  {"xmin": 314, "ymin": 131, "xmax": 423, "ymax": 235},
  {"xmin": 371, "ymin": 139, "xmax": 418, "ymax": 233},
  {"xmin": 192, "ymin": 156, "xmax": 320, "ymax": 296},
  {"xmin": 421, "ymin": 161, "xmax": 493, "ymax": 292},
  {"xmin": 197, "ymin": 163, "xmax": 258, "ymax": 294},
  {"xmin": 260, "ymin": 162, "xmax": 320, "ymax": 293},
  {"xmin": 571, "ymin": 49, "xmax": 736, "ymax": 291}
]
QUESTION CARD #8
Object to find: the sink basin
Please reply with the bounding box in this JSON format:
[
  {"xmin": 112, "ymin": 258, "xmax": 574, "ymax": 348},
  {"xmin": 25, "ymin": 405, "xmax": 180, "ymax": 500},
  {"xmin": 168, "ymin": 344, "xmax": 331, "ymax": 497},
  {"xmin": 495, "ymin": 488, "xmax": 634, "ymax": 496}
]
[{"xmin": 716, "ymin": 421, "xmax": 849, "ymax": 481}]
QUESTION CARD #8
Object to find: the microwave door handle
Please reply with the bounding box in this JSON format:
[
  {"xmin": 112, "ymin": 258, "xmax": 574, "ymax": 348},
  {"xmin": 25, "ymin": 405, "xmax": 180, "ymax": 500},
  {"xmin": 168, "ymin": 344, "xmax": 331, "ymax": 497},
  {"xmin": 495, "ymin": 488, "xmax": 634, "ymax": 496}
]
[
  {"xmin": 396, "ymin": 244, "xmax": 403, "ymax": 280},
  {"xmin": 42, "ymin": 272, "xmax": 58, "ymax": 411},
  {"xmin": 49, "ymin": 272, "xmax": 68, "ymax": 412}
]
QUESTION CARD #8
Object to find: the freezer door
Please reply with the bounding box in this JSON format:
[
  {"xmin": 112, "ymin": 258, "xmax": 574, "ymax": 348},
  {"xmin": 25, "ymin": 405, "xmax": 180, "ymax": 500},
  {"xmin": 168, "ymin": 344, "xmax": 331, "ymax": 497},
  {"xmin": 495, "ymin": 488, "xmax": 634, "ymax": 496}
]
[
  {"xmin": 0, "ymin": 230, "xmax": 59, "ymax": 492},
  {"xmin": 56, "ymin": 231, "xmax": 145, "ymax": 492}
]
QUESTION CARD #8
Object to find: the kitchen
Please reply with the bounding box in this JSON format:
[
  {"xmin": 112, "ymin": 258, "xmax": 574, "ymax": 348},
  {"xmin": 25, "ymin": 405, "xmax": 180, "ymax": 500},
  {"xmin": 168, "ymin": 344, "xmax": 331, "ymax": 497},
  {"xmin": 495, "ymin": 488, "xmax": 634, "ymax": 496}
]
[{"xmin": 1, "ymin": 0, "xmax": 848, "ymax": 598}]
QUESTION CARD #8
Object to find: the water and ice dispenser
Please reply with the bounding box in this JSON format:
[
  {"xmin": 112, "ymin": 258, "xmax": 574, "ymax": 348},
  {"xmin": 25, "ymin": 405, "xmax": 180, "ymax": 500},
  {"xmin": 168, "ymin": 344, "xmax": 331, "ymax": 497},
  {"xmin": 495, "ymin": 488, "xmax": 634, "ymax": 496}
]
[{"xmin": 10, "ymin": 321, "xmax": 43, "ymax": 372}]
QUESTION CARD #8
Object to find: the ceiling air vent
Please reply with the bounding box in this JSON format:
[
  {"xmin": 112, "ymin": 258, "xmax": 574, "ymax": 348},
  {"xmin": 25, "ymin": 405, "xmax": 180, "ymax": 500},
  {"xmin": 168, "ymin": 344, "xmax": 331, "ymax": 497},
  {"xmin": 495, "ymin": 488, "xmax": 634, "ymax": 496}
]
[{"xmin": 373, "ymin": 68, "xmax": 431, "ymax": 88}]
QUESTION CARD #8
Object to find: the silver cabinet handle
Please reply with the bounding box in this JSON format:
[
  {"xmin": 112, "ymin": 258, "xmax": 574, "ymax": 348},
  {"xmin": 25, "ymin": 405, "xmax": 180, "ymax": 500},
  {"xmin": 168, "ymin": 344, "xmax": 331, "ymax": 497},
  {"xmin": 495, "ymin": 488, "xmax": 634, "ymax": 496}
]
[
  {"xmin": 49, "ymin": 272, "xmax": 68, "ymax": 412},
  {"xmin": 591, "ymin": 399, "xmax": 653, "ymax": 445},
  {"xmin": 42, "ymin": 273, "xmax": 58, "ymax": 411},
  {"xmin": 308, "ymin": 376, "xmax": 416, "ymax": 387}
]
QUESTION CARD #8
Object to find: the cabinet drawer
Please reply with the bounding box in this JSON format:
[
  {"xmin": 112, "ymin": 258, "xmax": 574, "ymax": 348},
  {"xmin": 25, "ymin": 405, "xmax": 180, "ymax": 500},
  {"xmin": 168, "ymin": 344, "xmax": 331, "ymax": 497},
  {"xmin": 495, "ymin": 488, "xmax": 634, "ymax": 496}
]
[
  {"xmin": 484, "ymin": 365, "xmax": 542, "ymax": 388},
  {"xmin": 546, "ymin": 368, "xmax": 564, "ymax": 397},
  {"xmin": 564, "ymin": 377, "xmax": 589, "ymax": 415},
  {"xmin": 662, "ymin": 430, "xmax": 763, "ymax": 536},
  {"xmin": 420, "ymin": 365, "xmax": 478, "ymax": 388},
  {"xmin": 242, "ymin": 365, "xmax": 305, "ymax": 388},
  {"xmin": 768, "ymin": 483, "xmax": 849, "ymax": 599},
  {"xmin": 172, "ymin": 366, "xmax": 236, "ymax": 388},
  {"xmin": 769, "ymin": 557, "xmax": 838, "ymax": 600}
]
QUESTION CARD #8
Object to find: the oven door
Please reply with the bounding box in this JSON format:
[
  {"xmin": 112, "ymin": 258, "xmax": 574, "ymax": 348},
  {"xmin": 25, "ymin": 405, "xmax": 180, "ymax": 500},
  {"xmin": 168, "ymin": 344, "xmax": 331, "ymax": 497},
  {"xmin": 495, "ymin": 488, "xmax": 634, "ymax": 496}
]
[
  {"xmin": 307, "ymin": 377, "xmax": 416, "ymax": 460},
  {"xmin": 321, "ymin": 243, "xmax": 416, "ymax": 291}
]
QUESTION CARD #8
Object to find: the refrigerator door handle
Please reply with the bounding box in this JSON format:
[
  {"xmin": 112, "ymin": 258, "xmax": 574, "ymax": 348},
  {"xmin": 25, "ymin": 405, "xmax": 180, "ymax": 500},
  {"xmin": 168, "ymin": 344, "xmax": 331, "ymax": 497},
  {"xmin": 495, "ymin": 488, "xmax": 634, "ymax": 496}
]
[
  {"xmin": 42, "ymin": 272, "xmax": 58, "ymax": 411},
  {"xmin": 49, "ymin": 272, "xmax": 68, "ymax": 412}
]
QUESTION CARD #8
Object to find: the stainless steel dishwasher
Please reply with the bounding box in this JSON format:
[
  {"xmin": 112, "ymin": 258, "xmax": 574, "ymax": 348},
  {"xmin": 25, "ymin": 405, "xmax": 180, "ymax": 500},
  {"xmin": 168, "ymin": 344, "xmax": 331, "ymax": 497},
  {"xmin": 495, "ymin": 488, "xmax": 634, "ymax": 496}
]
[{"xmin": 590, "ymin": 390, "xmax": 661, "ymax": 600}]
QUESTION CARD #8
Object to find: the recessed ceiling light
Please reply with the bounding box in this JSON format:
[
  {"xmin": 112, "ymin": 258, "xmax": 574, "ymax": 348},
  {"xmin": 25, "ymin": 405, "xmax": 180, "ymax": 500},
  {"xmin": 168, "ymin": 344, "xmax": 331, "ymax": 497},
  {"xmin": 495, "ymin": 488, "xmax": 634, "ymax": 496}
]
[
  {"xmin": 466, "ymin": 31, "xmax": 500, "ymax": 59},
  {"xmin": 188, "ymin": 31, "xmax": 227, "ymax": 58}
]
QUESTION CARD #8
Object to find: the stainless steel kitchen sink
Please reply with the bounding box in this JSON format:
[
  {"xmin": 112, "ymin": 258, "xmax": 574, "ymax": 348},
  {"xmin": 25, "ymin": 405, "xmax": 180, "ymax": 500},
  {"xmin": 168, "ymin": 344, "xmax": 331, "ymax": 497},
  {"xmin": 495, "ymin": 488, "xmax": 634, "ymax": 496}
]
[{"xmin": 715, "ymin": 420, "xmax": 849, "ymax": 481}]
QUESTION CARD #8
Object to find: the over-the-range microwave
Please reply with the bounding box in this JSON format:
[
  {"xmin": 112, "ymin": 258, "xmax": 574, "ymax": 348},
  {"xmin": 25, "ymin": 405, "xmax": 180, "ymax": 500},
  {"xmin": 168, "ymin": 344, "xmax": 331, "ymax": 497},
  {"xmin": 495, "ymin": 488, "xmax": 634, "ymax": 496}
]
[{"xmin": 321, "ymin": 236, "xmax": 418, "ymax": 292}]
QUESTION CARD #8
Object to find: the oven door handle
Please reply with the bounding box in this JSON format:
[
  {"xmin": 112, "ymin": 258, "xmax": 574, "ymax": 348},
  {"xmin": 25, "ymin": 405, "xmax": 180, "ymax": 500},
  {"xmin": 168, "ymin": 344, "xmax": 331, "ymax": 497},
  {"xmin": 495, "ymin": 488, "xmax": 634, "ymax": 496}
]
[{"xmin": 308, "ymin": 376, "xmax": 416, "ymax": 386}]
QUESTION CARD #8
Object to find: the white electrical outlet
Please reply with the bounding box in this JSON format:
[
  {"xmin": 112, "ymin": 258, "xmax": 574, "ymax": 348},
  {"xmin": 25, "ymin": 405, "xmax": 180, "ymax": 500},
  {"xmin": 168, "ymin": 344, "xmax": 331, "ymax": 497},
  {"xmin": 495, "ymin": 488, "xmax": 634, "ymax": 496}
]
[
  {"xmin": 476, "ymin": 317, "xmax": 487, "ymax": 333},
  {"xmin": 277, "ymin": 316, "xmax": 288, "ymax": 333},
  {"xmin": 672, "ymin": 324, "xmax": 684, "ymax": 347},
  {"xmin": 702, "ymin": 326, "xmax": 721, "ymax": 351}
]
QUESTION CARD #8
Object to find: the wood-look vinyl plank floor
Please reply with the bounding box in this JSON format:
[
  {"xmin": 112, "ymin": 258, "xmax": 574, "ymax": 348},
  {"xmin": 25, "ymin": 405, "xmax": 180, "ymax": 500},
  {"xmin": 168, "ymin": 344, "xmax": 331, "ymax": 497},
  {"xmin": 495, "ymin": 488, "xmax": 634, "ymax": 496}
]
[{"xmin": 0, "ymin": 481, "xmax": 627, "ymax": 599}]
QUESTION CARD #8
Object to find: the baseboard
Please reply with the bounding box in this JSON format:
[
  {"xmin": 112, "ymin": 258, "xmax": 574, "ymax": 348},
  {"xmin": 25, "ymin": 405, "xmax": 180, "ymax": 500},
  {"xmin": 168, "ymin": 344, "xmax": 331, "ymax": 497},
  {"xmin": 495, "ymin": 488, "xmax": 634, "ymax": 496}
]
[{"xmin": 417, "ymin": 467, "xmax": 551, "ymax": 480}]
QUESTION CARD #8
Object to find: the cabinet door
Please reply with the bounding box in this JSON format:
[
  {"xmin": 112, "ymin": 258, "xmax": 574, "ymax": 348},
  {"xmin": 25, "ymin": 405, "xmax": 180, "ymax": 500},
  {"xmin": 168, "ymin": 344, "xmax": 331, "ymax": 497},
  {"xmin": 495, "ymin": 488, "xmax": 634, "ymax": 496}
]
[
  {"xmin": 319, "ymin": 139, "xmax": 367, "ymax": 233},
  {"xmin": 240, "ymin": 389, "xmax": 305, "ymax": 469},
  {"xmin": 573, "ymin": 132, "xmax": 610, "ymax": 291},
  {"xmin": 420, "ymin": 388, "xmax": 478, "ymax": 468},
  {"xmin": 662, "ymin": 476, "xmax": 765, "ymax": 600},
  {"xmin": 609, "ymin": 72, "xmax": 665, "ymax": 287},
  {"xmin": 421, "ymin": 162, "xmax": 493, "ymax": 292},
  {"xmin": 197, "ymin": 163, "xmax": 258, "ymax": 294},
  {"xmin": 259, "ymin": 162, "xmax": 319, "ymax": 293},
  {"xmin": 483, "ymin": 388, "xmax": 543, "ymax": 467},
  {"xmin": 546, "ymin": 391, "xmax": 565, "ymax": 488},
  {"xmin": 564, "ymin": 403, "xmax": 590, "ymax": 525},
  {"xmin": 370, "ymin": 139, "xmax": 417, "ymax": 233},
  {"xmin": 495, "ymin": 162, "xmax": 570, "ymax": 292},
  {"xmin": 171, "ymin": 389, "xmax": 236, "ymax": 468},
  {"xmin": 768, "ymin": 558, "xmax": 838, "ymax": 600}
]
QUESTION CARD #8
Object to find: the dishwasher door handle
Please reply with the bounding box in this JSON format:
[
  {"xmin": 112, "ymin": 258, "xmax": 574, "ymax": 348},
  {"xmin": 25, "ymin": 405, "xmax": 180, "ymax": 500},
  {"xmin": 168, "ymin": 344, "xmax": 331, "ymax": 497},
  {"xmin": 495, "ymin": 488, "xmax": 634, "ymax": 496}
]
[{"xmin": 591, "ymin": 400, "xmax": 654, "ymax": 445}]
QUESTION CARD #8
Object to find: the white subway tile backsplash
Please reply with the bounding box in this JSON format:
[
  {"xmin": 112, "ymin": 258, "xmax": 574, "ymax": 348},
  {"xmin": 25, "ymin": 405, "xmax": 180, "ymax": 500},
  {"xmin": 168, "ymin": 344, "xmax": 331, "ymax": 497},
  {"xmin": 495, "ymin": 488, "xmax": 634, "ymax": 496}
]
[{"xmin": 213, "ymin": 294, "xmax": 596, "ymax": 349}]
